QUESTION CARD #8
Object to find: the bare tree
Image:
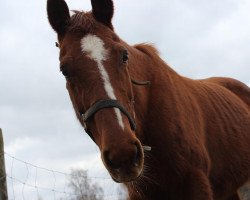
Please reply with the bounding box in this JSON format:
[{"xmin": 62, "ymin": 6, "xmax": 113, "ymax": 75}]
[{"xmin": 68, "ymin": 169, "xmax": 104, "ymax": 200}]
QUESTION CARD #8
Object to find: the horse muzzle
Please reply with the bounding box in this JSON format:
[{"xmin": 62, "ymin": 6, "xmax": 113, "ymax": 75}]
[{"xmin": 101, "ymin": 139, "xmax": 144, "ymax": 183}]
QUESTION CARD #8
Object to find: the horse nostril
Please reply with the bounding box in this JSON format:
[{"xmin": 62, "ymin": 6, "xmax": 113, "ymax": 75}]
[
  {"xmin": 103, "ymin": 151, "xmax": 120, "ymax": 170},
  {"xmin": 133, "ymin": 149, "xmax": 139, "ymax": 166},
  {"xmin": 133, "ymin": 142, "xmax": 142, "ymax": 166}
]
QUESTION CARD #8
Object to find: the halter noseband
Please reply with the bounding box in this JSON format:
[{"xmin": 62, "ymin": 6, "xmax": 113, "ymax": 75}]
[{"xmin": 81, "ymin": 99, "xmax": 136, "ymax": 142}]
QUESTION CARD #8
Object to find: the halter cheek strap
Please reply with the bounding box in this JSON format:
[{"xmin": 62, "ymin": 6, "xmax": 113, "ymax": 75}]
[{"xmin": 81, "ymin": 99, "xmax": 137, "ymax": 142}]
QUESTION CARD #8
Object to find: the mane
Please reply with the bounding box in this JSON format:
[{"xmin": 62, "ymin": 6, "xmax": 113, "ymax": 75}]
[
  {"xmin": 68, "ymin": 11, "xmax": 95, "ymax": 33},
  {"xmin": 134, "ymin": 43, "xmax": 159, "ymax": 58}
]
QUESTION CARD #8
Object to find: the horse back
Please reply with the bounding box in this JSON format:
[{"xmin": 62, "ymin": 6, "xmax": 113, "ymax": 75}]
[{"xmin": 205, "ymin": 77, "xmax": 250, "ymax": 110}]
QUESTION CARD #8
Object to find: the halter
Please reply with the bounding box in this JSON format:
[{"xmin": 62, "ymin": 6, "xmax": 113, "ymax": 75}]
[
  {"xmin": 81, "ymin": 79, "xmax": 150, "ymax": 143},
  {"xmin": 82, "ymin": 99, "xmax": 136, "ymax": 141}
]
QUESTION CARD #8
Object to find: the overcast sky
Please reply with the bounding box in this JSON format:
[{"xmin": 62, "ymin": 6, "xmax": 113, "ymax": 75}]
[{"xmin": 0, "ymin": 0, "xmax": 250, "ymax": 199}]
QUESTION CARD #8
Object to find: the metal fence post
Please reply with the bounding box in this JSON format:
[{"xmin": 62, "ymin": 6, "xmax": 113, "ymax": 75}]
[{"xmin": 0, "ymin": 129, "xmax": 8, "ymax": 200}]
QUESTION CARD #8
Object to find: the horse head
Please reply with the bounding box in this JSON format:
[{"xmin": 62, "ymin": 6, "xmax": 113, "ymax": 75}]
[{"xmin": 47, "ymin": 0, "xmax": 144, "ymax": 183}]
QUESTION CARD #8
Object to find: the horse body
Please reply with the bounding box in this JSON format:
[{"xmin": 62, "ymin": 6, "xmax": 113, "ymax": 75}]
[
  {"xmin": 126, "ymin": 44, "xmax": 250, "ymax": 199},
  {"xmin": 47, "ymin": 0, "xmax": 250, "ymax": 199}
]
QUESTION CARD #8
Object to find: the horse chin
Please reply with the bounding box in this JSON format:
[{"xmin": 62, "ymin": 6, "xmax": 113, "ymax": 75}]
[
  {"xmin": 108, "ymin": 167, "xmax": 143, "ymax": 183},
  {"xmin": 110, "ymin": 172, "xmax": 142, "ymax": 183}
]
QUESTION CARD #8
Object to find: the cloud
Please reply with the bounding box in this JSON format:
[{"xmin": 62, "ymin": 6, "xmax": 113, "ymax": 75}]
[
  {"xmin": 5, "ymin": 137, "xmax": 40, "ymax": 155},
  {"xmin": 113, "ymin": 0, "xmax": 250, "ymax": 82}
]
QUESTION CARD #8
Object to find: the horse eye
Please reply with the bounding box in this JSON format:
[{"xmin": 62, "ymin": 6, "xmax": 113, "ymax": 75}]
[
  {"xmin": 60, "ymin": 65, "xmax": 70, "ymax": 78},
  {"xmin": 122, "ymin": 50, "xmax": 129, "ymax": 64},
  {"xmin": 61, "ymin": 69, "xmax": 69, "ymax": 77}
]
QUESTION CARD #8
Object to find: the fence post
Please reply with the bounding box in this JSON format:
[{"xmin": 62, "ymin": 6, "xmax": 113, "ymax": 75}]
[{"xmin": 0, "ymin": 129, "xmax": 8, "ymax": 200}]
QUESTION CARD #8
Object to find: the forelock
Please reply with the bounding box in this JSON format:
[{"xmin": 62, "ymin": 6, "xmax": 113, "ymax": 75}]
[{"xmin": 68, "ymin": 11, "xmax": 95, "ymax": 33}]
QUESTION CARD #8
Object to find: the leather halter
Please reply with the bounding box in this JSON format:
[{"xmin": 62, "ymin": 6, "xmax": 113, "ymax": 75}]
[{"xmin": 81, "ymin": 99, "xmax": 136, "ymax": 142}]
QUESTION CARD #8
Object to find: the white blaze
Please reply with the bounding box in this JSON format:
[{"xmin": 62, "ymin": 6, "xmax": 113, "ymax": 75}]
[{"xmin": 81, "ymin": 34, "xmax": 125, "ymax": 130}]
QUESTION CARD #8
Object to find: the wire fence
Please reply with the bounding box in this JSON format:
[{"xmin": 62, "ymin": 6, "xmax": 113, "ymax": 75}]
[{"xmin": 1, "ymin": 152, "xmax": 126, "ymax": 200}]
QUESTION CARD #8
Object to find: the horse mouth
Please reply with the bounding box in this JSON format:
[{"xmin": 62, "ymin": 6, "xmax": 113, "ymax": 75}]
[
  {"xmin": 106, "ymin": 160, "xmax": 144, "ymax": 183},
  {"xmin": 109, "ymin": 168, "xmax": 143, "ymax": 183},
  {"xmin": 111, "ymin": 174, "xmax": 141, "ymax": 183}
]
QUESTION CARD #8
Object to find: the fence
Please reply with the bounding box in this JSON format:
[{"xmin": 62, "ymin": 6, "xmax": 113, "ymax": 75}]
[
  {"xmin": 0, "ymin": 129, "xmax": 126, "ymax": 200},
  {"xmin": 0, "ymin": 128, "xmax": 8, "ymax": 200}
]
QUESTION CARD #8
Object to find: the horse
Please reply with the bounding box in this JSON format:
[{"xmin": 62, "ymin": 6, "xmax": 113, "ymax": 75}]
[{"xmin": 47, "ymin": 0, "xmax": 250, "ymax": 199}]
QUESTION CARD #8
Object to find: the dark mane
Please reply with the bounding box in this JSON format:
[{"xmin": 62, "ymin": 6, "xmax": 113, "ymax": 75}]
[
  {"xmin": 134, "ymin": 43, "xmax": 159, "ymax": 58},
  {"xmin": 68, "ymin": 11, "xmax": 95, "ymax": 33}
]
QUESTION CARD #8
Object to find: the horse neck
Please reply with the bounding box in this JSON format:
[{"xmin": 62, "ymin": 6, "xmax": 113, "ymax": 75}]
[
  {"xmin": 127, "ymin": 43, "xmax": 182, "ymax": 141},
  {"xmin": 124, "ymin": 44, "xmax": 183, "ymax": 194}
]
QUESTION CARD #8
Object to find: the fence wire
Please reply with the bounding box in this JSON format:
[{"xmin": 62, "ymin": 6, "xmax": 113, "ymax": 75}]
[{"xmin": 1, "ymin": 152, "xmax": 126, "ymax": 200}]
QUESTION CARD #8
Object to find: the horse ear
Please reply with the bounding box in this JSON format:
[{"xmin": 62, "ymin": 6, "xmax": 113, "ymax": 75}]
[
  {"xmin": 91, "ymin": 0, "xmax": 114, "ymax": 29},
  {"xmin": 47, "ymin": 0, "xmax": 70, "ymax": 35}
]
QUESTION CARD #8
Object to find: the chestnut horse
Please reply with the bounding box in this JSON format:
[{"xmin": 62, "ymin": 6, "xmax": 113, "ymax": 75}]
[{"xmin": 47, "ymin": 0, "xmax": 250, "ymax": 199}]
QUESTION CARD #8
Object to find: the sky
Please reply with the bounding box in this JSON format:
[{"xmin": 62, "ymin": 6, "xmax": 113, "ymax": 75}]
[{"xmin": 0, "ymin": 0, "xmax": 250, "ymax": 199}]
